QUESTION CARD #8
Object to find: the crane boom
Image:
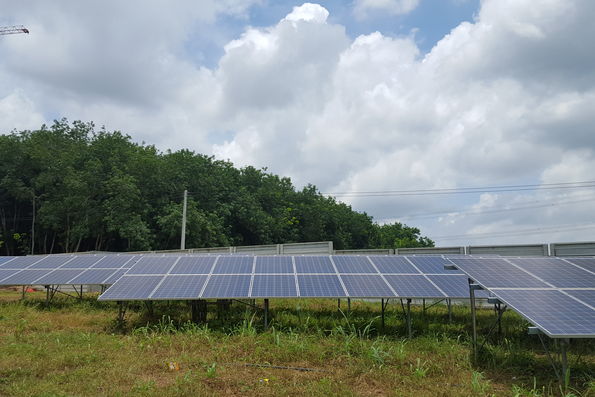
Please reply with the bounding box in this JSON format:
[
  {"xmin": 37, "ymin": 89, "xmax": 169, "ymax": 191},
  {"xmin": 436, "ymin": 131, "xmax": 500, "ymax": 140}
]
[{"xmin": 0, "ymin": 25, "xmax": 29, "ymax": 36}]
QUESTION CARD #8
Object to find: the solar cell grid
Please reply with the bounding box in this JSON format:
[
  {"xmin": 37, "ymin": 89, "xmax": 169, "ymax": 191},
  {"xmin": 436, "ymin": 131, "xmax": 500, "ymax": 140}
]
[
  {"xmin": 201, "ymin": 275, "xmax": 251, "ymax": 298},
  {"xmin": 450, "ymin": 258, "xmax": 550, "ymax": 288},
  {"xmin": 384, "ymin": 275, "xmax": 444, "ymax": 298},
  {"xmin": 59, "ymin": 255, "xmax": 105, "ymax": 269},
  {"xmin": 294, "ymin": 256, "xmax": 335, "ymax": 274},
  {"xmin": 69, "ymin": 269, "xmax": 120, "ymax": 285},
  {"xmin": 563, "ymin": 290, "xmax": 595, "ymax": 307},
  {"xmin": 34, "ymin": 269, "xmax": 85, "ymax": 285},
  {"xmin": 212, "ymin": 256, "xmax": 253, "ymax": 274},
  {"xmin": 340, "ymin": 275, "xmax": 395, "ymax": 297},
  {"xmin": 170, "ymin": 256, "xmax": 215, "ymax": 274},
  {"xmin": 91, "ymin": 255, "xmax": 136, "ymax": 269},
  {"xmin": 508, "ymin": 258, "xmax": 595, "ymax": 288},
  {"xmin": 491, "ymin": 289, "xmax": 595, "ymax": 337},
  {"xmin": 103, "ymin": 269, "xmax": 128, "ymax": 285},
  {"xmin": 0, "ymin": 257, "xmax": 16, "ymax": 266},
  {"xmin": 0, "ymin": 269, "xmax": 18, "ymax": 282},
  {"xmin": 297, "ymin": 275, "xmax": 346, "ymax": 297},
  {"xmin": 369, "ymin": 256, "xmax": 419, "ymax": 274},
  {"xmin": 251, "ymin": 275, "xmax": 297, "ymax": 297},
  {"xmin": 255, "ymin": 256, "xmax": 294, "ymax": 274},
  {"xmin": 127, "ymin": 256, "xmax": 178, "ymax": 275},
  {"xmin": 332, "ymin": 256, "xmax": 377, "ymax": 274},
  {"xmin": 151, "ymin": 275, "xmax": 207, "ymax": 299},
  {"xmin": 0, "ymin": 269, "xmax": 52, "ymax": 285},
  {"xmin": 564, "ymin": 258, "xmax": 595, "ymax": 272},
  {"xmin": 27, "ymin": 255, "xmax": 75, "ymax": 269},
  {"xmin": 407, "ymin": 256, "xmax": 464, "ymax": 274},
  {"xmin": 99, "ymin": 276, "xmax": 163, "ymax": 300},
  {"xmin": 0, "ymin": 256, "xmax": 46, "ymax": 269}
]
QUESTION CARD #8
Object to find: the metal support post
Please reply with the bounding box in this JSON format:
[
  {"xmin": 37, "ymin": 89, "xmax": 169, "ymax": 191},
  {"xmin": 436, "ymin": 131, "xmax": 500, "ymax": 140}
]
[
  {"xmin": 21, "ymin": 285, "xmax": 26, "ymax": 300},
  {"xmin": 561, "ymin": 338, "xmax": 569, "ymax": 388},
  {"xmin": 497, "ymin": 303, "xmax": 502, "ymax": 337},
  {"xmin": 180, "ymin": 189, "xmax": 187, "ymax": 250},
  {"xmin": 381, "ymin": 299, "xmax": 385, "ymax": 329},
  {"xmin": 422, "ymin": 298, "xmax": 426, "ymax": 316},
  {"xmin": 469, "ymin": 279, "xmax": 478, "ymax": 362},
  {"xmin": 45, "ymin": 285, "xmax": 50, "ymax": 306},
  {"xmin": 337, "ymin": 298, "xmax": 341, "ymax": 310},
  {"xmin": 447, "ymin": 299, "xmax": 452, "ymax": 323},
  {"xmin": 264, "ymin": 299, "xmax": 269, "ymax": 330},
  {"xmin": 407, "ymin": 298, "xmax": 412, "ymax": 339},
  {"xmin": 117, "ymin": 301, "xmax": 126, "ymax": 324},
  {"xmin": 347, "ymin": 298, "xmax": 351, "ymax": 312}
]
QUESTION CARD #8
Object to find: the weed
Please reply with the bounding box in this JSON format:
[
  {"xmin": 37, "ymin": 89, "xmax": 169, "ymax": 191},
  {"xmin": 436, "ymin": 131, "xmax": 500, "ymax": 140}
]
[
  {"xmin": 205, "ymin": 362, "xmax": 217, "ymax": 378},
  {"xmin": 410, "ymin": 358, "xmax": 429, "ymax": 378},
  {"xmin": 471, "ymin": 371, "xmax": 491, "ymax": 395}
]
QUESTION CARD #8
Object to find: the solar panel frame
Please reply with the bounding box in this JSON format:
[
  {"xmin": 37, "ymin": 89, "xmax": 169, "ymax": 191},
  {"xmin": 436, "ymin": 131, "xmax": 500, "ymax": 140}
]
[
  {"xmin": 169, "ymin": 256, "xmax": 216, "ymax": 274},
  {"xmin": 297, "ymin": 274, "xmax": 347, "ymax": 297},
  {"xmin": 294, "ymin": 256, "xmax": 335, "ymax": 274},
  {"xmin": 201, "ymin": 275, "xmax": 252, "ymax": 298},
  {"xmin": 254, "ymin": 256, "xmax": 294, "ymax": 274},
  {"xmin": 33, "ymin": 269, "xmax": 86, "ymax": 285},
  {"xmin": 369, "ymin": 256, "xmax": 420, "ymax": 274},
  {"xmin": 0, "ymin": 256, "xmax": 47, "ymax": 269},
  {"xmin": 383, "ymin": 275, "xmax": 446, "ymax": 298},
  {"xmin": 150, "ymin": 275, "xmax": 208, "ymax": 299},
  {"xmin": 332, "ymin": 256, "xmax": 378, "ymax": 274},
  {"xmin": 250, "ymin": 275, "xmax": 298, "ymax": 297},
  {"xmin": 0, "ymin": 269, "xmax": 53, "ymax": 285},
  {"xmin": 59, "ymin": 255, "xmax": 105, "ymax": 269},
  {"xmin": 508, "ymin": 258, "xmax": 595, "ymax": 288},
  {"xmin": 69, "ymin": 268, "xmax": 122, "ymax": 285},
  {"xmin": 562, "ymin": 289, "xmax": 595, "ymax": 307},
  {"xmin": 98, "ymin": 275, "xmax": 164, "ymax": 300},
  {"xmin": 340, "ymin": 274, "xmax": 396, "ymax": 298}
]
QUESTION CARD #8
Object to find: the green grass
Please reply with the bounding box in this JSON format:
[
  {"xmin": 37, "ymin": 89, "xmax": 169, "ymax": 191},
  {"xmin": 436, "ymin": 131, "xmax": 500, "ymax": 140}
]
[{"xmin": 0, "ymin": 289, "xmax": 593, "ymax": 396}]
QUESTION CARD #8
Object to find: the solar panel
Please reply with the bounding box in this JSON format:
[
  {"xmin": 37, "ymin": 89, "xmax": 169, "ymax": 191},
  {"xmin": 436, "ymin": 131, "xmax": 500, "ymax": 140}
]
[
  {"xmin": 126, "ymin": 256, "xmax": 178, "ymax": 274},
  {"xmin": 492, "ymin": 289, "xmax": 595, "ymax": 338},
  {"xmin": 69, "ymin": 269, "xmax": 121, "ymax": 285},
  {"xmin": 201, "ymin": 275, "xmax": 251, "ymax": 298},
  {"xmin": 383, "ymin": 275, "xmax": 445, "ymax": 298},
  {"xmin": 103, "ymin": 269, "xmax": 128, "ymax": 285},
  {"xmin": 297, "ymin": 275, "xmax": 346, "ymax": 297},
  {"xmin": 151, "ymin": 275, "xmax": 207, "ymax": 299},
  {"xmin": 91, "ymin": 255, "xmax": 136, "ymax": 269},
  {"xmin": 251, "ymin": 275, "xmax": 298, "ymax": 297},
  {"xmin": 564, "ymin": 258, "xmax": 595, "ymax": 272},
  {"xmin": 340, "ymin": 275, "xmax": 395, "ymax": 297},
  {"xmin": 212, "ymin": 256, "xmax": 253, "ymax": 274},
  {"xmin": 254, "ymin": 256, "xmax": 294, "ymax": 274},
  {"xmin": 426, "ymin": 275, "xmax": 489, "ymax": 299},
  {"xmin": 170, "ymin": 256, "xmax": 215, "ymax": 274},
  {"xmin": 0, "ymin": 269, "xmax": 52, "ymax": 285},
  {"xmin": 563, "ymin": 290, "xmax": 595, "ymax": 307},
  {"xmin": 59, "ymin": 255, "xmax": 105, "ymax": 269},
  {"xmin": 450, "ymin": 258, "xmax": 550, "ymax": 288},
  {"xmin": 0, "ymin": 269, "xmax": 19, "ymax": 282},
  {"xmin": 508, "ymin": 258, "xmax": 595, "ymax": 288},
  {"xmin": 408, "ymin": 256, "xmax": 464, "ymax": 274},
  {"xmin": 0, "ymin": 256, "xmax": 46, "ymax": 269},
  {"xmin": 295, "ymin": 256, "xmax": 335, "ymax": 273},
  {"xmin": 27, "ymin": 255, "xmax": 75, "ymax": 269},
  {"xmin": 369, "ymin": 256, "xmax": 419, "ymax": 274},
  {"xmin": 0, "ymin": 257, "xmax": 16, "ymax": 266},
  {"xmin": 99, "ymin": 276, "xmax": 163, "ymax": 300},
  {"xmin": 34, "ymin": 269, "xmax": 85, "ymax": 285},
  {"xmin": 333, "ymin": 256, "xmax": 377, "ymax": 274}
]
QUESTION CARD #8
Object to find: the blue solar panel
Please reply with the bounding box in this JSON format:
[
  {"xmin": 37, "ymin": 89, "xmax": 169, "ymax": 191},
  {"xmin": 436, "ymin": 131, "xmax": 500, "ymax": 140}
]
[
  {"xmin": 99, "ymin": 276, "xmax": 163, "ymax": 300},
  {"xmin": 34, "ymin": 269, "xmax": 86, "ymax": 285},
  {"xmin": 251, "ymin": 275, "xmax": 297, "ymax": 297},
  {"xmin": 0, "ymin": 256, "xmax": 46, "ymax": 269},
  {"xmin": 332, "ymin": 256, "xmax": 377, "ymax": 273},
  {"xmin": 27, "ymin": 255, "xmax": 75, "ymax": 269},
  {"xmin": 201, "ymin": 275, "xmax": 251, "ymax": 298},
  {"xmin": 126, "ymin": 256, "xmax": 178, "ymax": 275},
  {"xmin": 408, "ymin": 256, "xmax": 464, "ymax": 274},
  {"xmin": 59, "ymin": 255, "xmax": 105, "ymax": 269},
  {"xmin": 425, "ymin": 275, "xmax": 470, "ymax": 298},
  {"xmin": 255, "ymin": 256, "xmax": 294, "ymax": 274},
  {"xmin": 563, "ymin": 290, "xmax": 595, "ymax": 307},
  {"xmin": 369, "ymin": 256, "xmax": 419, "ymax": 274},
  {"xmin": 508, "ymin": 258, "xmax": 595, "ymax": 288},
  {"xmin": 564, "ymin": 258, "xmax": 595, "ymax": 272},
  {"xmin": 170, "ymin": 256, "xmax": 215, "ymax": 274},
  {"xmin": 384, "ymin": 275, "xmax": 445, "ymax": 298},
  {"xmin": 340, "ymin": 275, "xmax": 395, "ymax": 297},
  {"xmin": 0, "ymin": 269, "xmax": 52, "ymax": 285},
  {"xmin": 295, "ymin": 256, "xmax": 335, "ymax": 273},
  {"xmin": 491, "ymin": 289, "xmax": 595, "ymax": 337},
  {"xmin": 0, "ymin": 257, "xmax": 16, "ymax": 266},
  {"xmin": 212, "ymin": 256, "xmax": 253, "ymax": 274},
  {"xmin": 91, "ymin": 255, "xmax": 137, "ymax": 269},
  {"xmin": 450, "ymin": 258, "xmax": 550, "ymax": 288},
  {"xmin": 69, "ymin": 269, "xmax": 120, "ymax": 285},
  {"xmin": 103, "ymin": 269, "xmax": 128, "ymax": 284},
  {"xmin": 297, "ymin": 275, "xmax": 346, "ymax": 297},
  {"xmin": 0, "ymin": 269, "xmax": 19, "ymax": 282},
  {"xmin": 151, "ymin": 275, "xmax": 207, "ymax": 299}
]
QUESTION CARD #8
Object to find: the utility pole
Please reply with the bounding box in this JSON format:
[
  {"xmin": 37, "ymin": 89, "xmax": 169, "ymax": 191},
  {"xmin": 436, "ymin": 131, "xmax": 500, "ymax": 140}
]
[{"xmin": 180, "ymin": 190, "xmax": 187, "ymax": 250}]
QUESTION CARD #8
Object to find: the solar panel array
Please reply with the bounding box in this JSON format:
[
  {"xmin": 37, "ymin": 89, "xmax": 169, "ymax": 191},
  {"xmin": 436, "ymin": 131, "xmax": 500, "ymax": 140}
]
[
  {"xmin": 450, "ymin": 257, "xmax": 595, "ymax": 338},
  {"xmin": 98, "ymin": 255, "xmax": 481, "ymax": 301},
  {"xmin": 0, "ymin": 255, "xmax": 139, "ymax": 286}
]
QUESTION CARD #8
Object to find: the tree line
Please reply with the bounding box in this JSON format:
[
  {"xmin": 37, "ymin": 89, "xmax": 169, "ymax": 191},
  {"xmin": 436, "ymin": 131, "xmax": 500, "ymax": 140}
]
[{"xmin": 0, "ymin": 120, "xmax": 433, "ymax": 255}]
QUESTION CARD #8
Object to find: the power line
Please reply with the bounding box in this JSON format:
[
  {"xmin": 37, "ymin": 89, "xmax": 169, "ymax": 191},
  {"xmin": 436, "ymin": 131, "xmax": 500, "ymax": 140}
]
[
  {"xmin": 323, "ymin": 180, "xmax": 595, "ymax": 197},
  {"xmin": 433, "ymin": 222, "xmax": 595, "ymax": 241}
]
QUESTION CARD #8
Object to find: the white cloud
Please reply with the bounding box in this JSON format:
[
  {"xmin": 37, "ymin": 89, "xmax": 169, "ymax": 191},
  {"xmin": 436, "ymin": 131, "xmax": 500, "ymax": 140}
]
[{"xmin": 2, "ymin": 0, "xmax": 595, "ymax": 246}]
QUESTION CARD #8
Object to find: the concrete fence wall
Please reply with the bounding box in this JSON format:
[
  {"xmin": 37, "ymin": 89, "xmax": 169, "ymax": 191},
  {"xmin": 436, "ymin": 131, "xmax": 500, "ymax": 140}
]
[
  {"xmin": 550, "ymin": 241, "xmax": 595, "ymax": 257},
  {"xmin": 467, "ymin": 244, "xmax": 549, "ymax": 257}
]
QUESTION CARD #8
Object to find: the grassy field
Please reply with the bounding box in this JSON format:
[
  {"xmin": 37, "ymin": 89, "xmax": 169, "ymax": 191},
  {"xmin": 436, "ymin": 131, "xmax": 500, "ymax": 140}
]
[{"xmin": 0, "ymin": 289, "xmax": 593, "ymax": 396}]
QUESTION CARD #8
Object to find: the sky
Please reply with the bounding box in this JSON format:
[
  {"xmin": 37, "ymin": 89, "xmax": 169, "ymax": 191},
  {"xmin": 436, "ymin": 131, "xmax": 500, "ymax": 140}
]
[{"xmin": 1, "ymin": 0, "xmax": 595, "ymax": 247}]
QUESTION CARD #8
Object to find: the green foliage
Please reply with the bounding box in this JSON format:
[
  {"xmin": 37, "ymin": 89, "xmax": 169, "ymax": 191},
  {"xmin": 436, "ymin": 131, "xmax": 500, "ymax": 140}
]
[{"xmin": 0, "ymin": 119, "xmax": 433, "ymax": 254}]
